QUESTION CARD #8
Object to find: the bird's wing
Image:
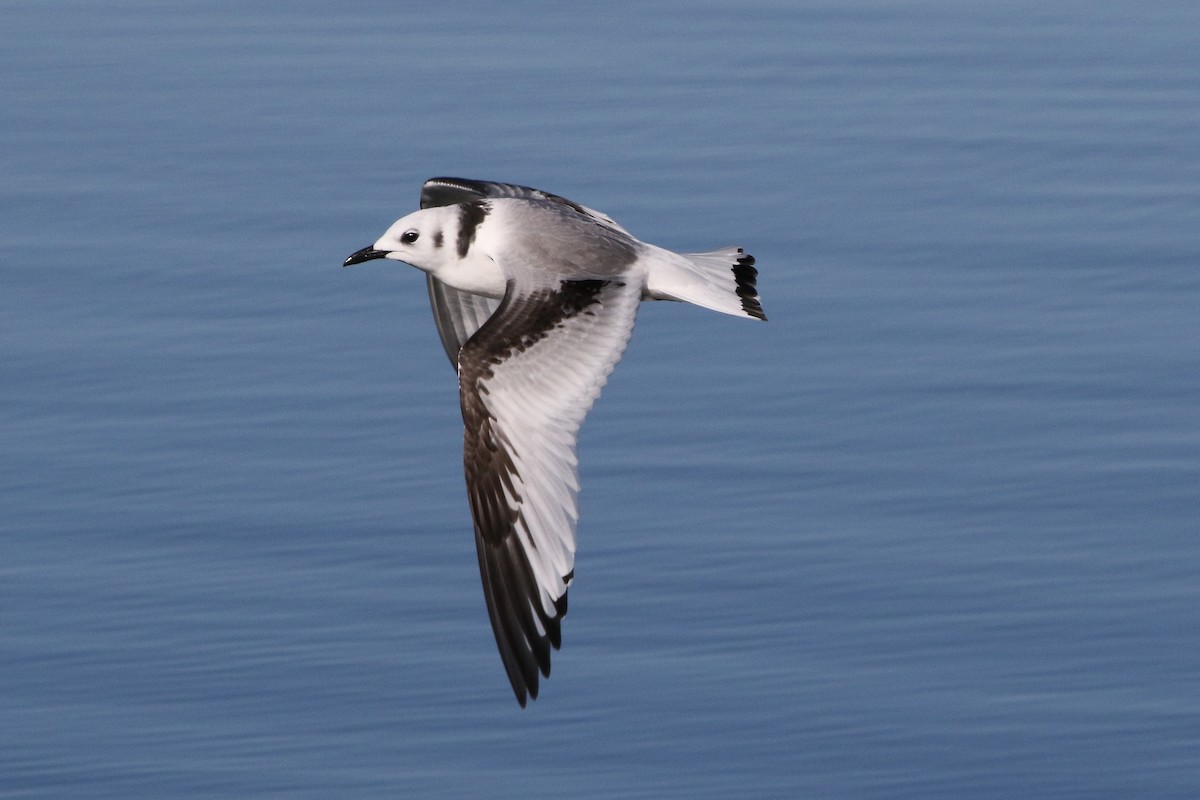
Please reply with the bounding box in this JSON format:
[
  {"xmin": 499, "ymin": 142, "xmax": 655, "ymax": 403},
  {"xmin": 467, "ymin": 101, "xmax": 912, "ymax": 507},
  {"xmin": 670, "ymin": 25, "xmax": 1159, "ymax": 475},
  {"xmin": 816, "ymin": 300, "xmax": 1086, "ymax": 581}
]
[
  {"xmin": 458, "ymin": 271, "xmax": 642, "ymax": 705},
  {"xmin": 420, "ymin": 177, "xmax": 630, "ymax": 234},
  {"xmin": 419, "ymin": 177, "xmax": 629, "ymax": 366},
  {"xmin": 424, "ymin": 276, "xmax": 502, "ymax": 365}
]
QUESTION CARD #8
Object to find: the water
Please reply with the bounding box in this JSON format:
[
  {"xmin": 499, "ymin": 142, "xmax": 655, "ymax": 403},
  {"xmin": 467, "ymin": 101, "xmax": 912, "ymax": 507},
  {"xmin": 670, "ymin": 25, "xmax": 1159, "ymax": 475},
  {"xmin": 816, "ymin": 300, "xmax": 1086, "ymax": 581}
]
[{"xmin": 2, "ymin": 1, "xmax": 1199, "ymax": 797}]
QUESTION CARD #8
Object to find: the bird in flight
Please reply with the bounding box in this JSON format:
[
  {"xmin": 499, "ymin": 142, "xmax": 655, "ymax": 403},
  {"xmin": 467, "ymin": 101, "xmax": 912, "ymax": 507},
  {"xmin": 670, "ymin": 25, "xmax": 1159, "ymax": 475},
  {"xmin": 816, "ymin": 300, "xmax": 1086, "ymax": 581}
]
[{"xmin": 345, "ymin": 178, "xmax": 765, "ymax": 706}]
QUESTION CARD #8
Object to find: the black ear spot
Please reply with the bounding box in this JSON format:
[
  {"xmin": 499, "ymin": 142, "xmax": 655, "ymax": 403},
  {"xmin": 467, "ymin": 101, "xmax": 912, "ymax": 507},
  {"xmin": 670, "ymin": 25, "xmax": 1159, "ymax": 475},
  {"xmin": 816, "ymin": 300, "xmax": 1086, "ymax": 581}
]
[{"xmin": 401, "ymin": 229, "xmax": 420, "ymax": 244}]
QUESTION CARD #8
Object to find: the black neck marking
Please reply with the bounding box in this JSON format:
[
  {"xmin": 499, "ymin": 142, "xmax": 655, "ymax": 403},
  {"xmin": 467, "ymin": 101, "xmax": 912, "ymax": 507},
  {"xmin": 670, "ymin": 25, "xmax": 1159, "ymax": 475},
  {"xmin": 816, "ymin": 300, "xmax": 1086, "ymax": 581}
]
[{"xmin": 457, "ymin": 201, "xmax": 490, "ymax": 258}]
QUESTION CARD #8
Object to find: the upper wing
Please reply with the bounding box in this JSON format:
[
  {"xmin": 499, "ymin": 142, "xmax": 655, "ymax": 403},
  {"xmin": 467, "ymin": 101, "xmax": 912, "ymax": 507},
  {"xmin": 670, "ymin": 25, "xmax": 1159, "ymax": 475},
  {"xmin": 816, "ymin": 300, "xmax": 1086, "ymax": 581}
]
[
  {"xmin": 458, "ymin": 274, "xmax": 642, "ymax": 705},
  {"xmin": 420, "ymin": 177, "xmax": 629, "ymax": 366},
  {"xmin": 420, "ymin": 177, "xmax": 630, "ymax": 234}
]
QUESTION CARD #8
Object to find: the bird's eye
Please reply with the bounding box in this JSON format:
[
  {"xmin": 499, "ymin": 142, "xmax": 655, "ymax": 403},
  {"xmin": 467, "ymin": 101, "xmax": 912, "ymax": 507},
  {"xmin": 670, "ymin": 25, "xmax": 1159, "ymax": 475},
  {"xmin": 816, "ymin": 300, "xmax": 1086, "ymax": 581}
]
[{"xmin": 400, "ymin": 230, "xmax": 420, "ymax": 244}]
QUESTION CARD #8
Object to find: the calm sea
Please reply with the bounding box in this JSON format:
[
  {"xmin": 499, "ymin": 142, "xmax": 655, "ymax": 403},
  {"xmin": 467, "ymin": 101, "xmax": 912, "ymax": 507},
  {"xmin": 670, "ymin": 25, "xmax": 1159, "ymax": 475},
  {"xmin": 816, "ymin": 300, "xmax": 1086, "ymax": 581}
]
[{"xmin": 2, "ymin": 1, "xmax": 1198, "ymax": 797}]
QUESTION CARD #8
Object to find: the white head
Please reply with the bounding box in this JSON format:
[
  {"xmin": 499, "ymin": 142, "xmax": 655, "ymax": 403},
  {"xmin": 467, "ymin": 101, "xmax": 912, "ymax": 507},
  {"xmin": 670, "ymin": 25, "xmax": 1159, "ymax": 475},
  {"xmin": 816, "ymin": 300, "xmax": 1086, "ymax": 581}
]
[{"xmin": 343, "ymin": 205, "xmax": 463, "ymax": 274}]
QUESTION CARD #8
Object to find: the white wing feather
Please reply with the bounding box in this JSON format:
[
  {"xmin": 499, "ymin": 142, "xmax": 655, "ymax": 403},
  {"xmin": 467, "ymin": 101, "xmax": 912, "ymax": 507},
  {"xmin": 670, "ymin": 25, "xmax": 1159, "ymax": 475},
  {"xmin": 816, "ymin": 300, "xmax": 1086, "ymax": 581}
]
[{"xmin": 459, "ymin": 273, "xmax": 642, "ymax": 705}]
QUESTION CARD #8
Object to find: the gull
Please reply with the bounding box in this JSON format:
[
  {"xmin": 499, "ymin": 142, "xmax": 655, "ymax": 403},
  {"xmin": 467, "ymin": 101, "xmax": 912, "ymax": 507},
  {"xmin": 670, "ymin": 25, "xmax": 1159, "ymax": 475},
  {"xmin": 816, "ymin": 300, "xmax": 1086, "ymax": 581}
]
[{"xmin": 345, "ymin": 178, "xmax": 765, "ymax": 706}]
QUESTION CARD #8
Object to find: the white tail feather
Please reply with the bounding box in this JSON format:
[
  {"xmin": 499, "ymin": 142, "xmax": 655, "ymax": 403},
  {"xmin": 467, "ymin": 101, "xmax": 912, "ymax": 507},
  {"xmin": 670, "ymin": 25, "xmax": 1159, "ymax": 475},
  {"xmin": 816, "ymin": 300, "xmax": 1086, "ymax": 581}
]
[{"xmin": 643, "ymin": 246, "xmax": 766, "ymax": 320}]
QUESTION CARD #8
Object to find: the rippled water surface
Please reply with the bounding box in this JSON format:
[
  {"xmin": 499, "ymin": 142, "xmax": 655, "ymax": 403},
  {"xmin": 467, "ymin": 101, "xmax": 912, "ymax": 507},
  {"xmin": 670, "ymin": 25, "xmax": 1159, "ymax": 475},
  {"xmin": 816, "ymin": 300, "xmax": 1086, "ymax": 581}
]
[{"xmin": 3, "ymin": 1, "xmax": 1199, "ymax": 797}]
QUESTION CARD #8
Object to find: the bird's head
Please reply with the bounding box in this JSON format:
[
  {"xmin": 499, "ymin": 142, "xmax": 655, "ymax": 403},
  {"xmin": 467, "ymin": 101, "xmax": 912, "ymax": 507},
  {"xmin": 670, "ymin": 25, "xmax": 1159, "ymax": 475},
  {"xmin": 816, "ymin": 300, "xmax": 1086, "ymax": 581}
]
[{"xmin": 344, "ymin": 206, "xmax": 459, "ymax": 274}]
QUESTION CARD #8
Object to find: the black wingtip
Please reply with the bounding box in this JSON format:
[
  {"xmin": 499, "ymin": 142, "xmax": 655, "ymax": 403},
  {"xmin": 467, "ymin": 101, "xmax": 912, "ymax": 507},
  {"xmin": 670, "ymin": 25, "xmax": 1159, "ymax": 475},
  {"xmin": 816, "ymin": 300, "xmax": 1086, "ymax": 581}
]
[{"xmin": 733, "ymin": 252, "xmax": 767, "ymax": 321}]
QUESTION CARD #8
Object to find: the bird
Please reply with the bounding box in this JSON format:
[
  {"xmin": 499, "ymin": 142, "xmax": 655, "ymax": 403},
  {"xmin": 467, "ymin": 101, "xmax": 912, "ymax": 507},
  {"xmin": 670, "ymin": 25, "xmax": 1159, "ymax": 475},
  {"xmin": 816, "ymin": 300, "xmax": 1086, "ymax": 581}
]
[{"xmin": 345, "ymin": 177, "xmax": 765, "ymax": 706}]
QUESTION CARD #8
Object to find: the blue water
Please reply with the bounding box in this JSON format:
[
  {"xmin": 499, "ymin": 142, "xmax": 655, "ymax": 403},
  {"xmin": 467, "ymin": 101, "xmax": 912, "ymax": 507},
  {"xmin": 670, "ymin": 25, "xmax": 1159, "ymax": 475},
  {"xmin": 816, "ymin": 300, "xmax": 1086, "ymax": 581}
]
[{"xmin": 3, "ymin": 1, "xmax": 1199, "ymax": 797}]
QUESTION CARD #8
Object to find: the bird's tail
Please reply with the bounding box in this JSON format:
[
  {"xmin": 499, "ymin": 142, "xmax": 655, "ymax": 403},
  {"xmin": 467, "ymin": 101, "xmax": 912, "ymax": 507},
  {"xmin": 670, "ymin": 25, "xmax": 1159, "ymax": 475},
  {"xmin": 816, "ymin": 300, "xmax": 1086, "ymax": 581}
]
[{"xmin": 644, "ymin": 246, "xmax": 766, "ymax": 321}]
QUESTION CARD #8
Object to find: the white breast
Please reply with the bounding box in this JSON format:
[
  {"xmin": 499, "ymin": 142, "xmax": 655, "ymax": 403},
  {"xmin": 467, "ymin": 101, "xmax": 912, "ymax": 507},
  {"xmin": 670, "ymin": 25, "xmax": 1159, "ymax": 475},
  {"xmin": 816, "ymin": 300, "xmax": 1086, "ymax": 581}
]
[{"xmin": 434, "ymin": 249, "xmax": 506, "ymax": 298}]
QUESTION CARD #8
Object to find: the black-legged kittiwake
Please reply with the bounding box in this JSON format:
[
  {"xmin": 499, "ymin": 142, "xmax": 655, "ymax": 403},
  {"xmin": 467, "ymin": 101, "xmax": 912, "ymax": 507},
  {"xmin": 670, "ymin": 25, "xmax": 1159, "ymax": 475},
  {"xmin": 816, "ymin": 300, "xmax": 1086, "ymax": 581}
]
[{"xmin": 345, "ymin": 177, "xmax": 765, "ymax": 706}]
